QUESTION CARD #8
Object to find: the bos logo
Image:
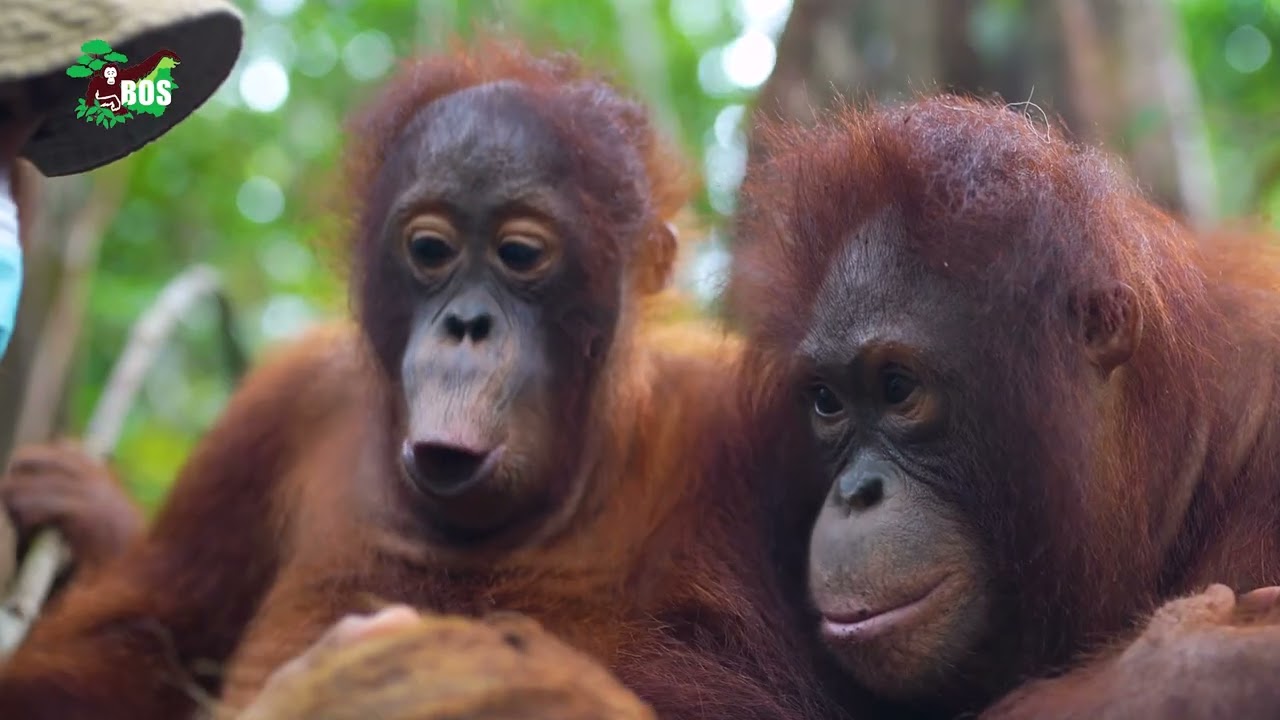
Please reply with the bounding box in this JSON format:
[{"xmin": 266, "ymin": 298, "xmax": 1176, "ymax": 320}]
[{"xmin": 65, "ymin": 39, "xmax": 182, "ymax": 130}]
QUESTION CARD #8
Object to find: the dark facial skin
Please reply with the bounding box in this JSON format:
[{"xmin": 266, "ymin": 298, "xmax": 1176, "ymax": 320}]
[
  {"xmin": 794, "ymin": 201, "xmax": 1152, "ymax": 713},
  {"xmin": 799, "ymin": 213, "xmax": 994, "ymax": 705},
  {"xmin": 367, "ymin": 82, "xmax": 624, "ymax": 548}
]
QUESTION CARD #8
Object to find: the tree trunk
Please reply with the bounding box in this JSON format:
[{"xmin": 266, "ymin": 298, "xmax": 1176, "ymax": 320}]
[{"xmin": 750, "ymin": 0, "xmax": 1215, "ymax": 220}]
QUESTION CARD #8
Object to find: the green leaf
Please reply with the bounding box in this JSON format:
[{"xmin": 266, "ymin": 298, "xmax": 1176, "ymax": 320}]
[
  {"xmin": 104, "ymin": 52, "xmax": 128, "ymax": 63},
  {"xmin": 80, "ymin": 39, "xmax": 112, "ymax": 55},
  {"xmin": 76, "ymin": 97, "xmax": 86, "ymax": 108},
  {"xmin": 89, "ymin": 59, "xmax": 106, "ymax": 71},
  {"xmin": 65, "ymin": 64, "xmax": 94, "ymax": 78},
  {"xmin": 76, "ymin": 105, "xmax": 87, "ymax": 118},
  {"xmin": 76, "ymin": 54, "xmax": 93, "ymax": 66}
]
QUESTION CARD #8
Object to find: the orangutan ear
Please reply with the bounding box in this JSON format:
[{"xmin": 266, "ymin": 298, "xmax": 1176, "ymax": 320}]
[
  {"xmin": 1076, "ymin": 283, "xmax": 1143, "ymax": 376},
  {"xmin": 633, "ymin": 221, "xmax": 677, "ymax": 295}
]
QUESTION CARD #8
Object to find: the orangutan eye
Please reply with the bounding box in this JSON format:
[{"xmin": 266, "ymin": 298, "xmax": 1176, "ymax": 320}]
[
  {"xmin": 407, "ymin": 233, "xmax": 457, "ymax": 269},
  {"xmin": 403, "ymin": 214, "xmax": 459, "ymax": 275},
  {"xmin": 495, "ymin": 218, "xmax": 557, "ymax": 278},
  {"xmin": 497, "ymin": 237, "xmax": 546, "ymax": 273},
  {"xmin": 881, "ymin": 369, "xmax": 918, "ymax": 406},
  {"xmin": 811, "ymin": 384, "xmax": 845, "ymax": 418}
]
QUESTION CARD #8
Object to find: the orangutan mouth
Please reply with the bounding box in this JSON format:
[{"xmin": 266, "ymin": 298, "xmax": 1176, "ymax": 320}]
[{"xmin": 819, "ymin": 575, "xmax": 952, "ymax": 643}]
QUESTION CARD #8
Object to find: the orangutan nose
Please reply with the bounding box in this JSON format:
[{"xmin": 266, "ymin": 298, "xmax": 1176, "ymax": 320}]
[
  {"xmin": 836, "ymin": 456, "xmax": 897, "ymax": 512},
  {"xmin": 401, "ymin": 440, "xmax": 499, "ymax": 498},
  {"xmin": 839, "ymin": 475, "xmax": 885, "ymax": 511}
]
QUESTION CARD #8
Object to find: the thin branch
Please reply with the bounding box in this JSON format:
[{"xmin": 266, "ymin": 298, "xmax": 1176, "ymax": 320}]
[
  {"xmin": 12, "ymin": 174, "xmax": 125, "ymax": 447},
  {"xmin": 0, "ymin": 531, "xmax": 69, "ymax": 651},
  {"xmin": 0, "ymin": 264, "xmax": 239, "ymax": 656},
  {"xmin": 83, "ymin": 266, "xmax": 225, "ymax": 456},
  {"xmin": 0, "ymin": 509, "xmax": 14, "ymax": 609}
]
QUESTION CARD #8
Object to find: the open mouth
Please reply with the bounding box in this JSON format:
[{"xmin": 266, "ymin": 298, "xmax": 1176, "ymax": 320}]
[
  {"xmin": 400, "ymin": 440, "xmax": 506, "ymax": 499},
  {"xmin": 819, "ymin": 575, "xmax": 951, "ymax": 643}
]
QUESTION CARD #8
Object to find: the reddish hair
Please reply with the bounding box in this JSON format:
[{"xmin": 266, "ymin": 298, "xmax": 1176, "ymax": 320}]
[
  {"xmin": 731, "ymin": 94, "xmax": 1280, "ymax": 678},
  {"xmin": 341, "ymin": 36, "xmax": 689, "ymax": 297}
]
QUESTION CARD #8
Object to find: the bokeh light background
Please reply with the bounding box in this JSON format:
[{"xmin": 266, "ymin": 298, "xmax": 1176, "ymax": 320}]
[{"xmin": 39, "ymin": 0, "xmax": 1280, "ymax": 506}]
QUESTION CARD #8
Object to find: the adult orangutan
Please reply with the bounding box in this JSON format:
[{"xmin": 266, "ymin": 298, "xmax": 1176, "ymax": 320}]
[
  {"xmin": 0, "ymin": 41, "xmax": 849, "ymax": 720},
  {"xmin": 729, "ymin": 94, "xmax": 1280, "ymax": 718}
]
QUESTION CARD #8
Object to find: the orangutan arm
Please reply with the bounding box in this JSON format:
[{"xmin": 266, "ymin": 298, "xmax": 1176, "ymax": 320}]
[{"xmin": 982, "ymin": 584, "xmax": 1280, "ymax": 720}]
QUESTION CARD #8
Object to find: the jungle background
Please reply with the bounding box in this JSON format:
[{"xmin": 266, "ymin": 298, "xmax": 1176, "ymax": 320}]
[{"xmin": 3, "ymin": 0, "xmax": 1278, "ymax": 511}]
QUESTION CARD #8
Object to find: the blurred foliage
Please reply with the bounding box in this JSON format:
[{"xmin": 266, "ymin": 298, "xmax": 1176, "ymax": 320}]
[
  {"xmin": 56, "ymin": 0, "xmax": 1279, "ymax": 509},
  {"xmin": 1177, "ymin": 0, "xmax": 1280, "ymax": 218}
]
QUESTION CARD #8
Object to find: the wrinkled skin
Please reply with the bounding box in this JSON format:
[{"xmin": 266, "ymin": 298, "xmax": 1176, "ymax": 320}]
[
  {"xmin": 364, "ymin": 80, "xmax": 636, "ymax": 550},
  {"xmin": 796, "ymin": 222, "xmax": 1016, "ymax": 707}
]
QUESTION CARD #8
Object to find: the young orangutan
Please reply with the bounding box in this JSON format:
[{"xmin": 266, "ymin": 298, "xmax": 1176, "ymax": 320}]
[{"xmin": 0, "ymin": 40, "xmax": 851, "ymax": 720}]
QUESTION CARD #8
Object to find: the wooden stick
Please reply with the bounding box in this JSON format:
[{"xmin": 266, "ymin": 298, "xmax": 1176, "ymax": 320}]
[{"xmin": 0, "ymin": 264, "xmax": 239, "ymax": 655}]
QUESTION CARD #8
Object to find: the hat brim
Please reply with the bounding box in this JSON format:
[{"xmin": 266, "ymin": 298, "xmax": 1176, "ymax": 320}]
[{"xmin": 21, "ymin": 10, "xmax": 243, "ymax": 177}]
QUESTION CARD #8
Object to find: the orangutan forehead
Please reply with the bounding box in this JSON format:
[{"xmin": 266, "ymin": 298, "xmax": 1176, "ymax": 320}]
[
  {"xmin": 798, "ymin": 211, "xmax": 962, "ymax": 365},
  {"xmin": 404, "ymin": 82, "xmax": 567, "ymax": 177}
]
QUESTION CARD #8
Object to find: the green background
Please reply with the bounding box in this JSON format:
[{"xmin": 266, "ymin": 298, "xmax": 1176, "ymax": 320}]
[{"xmin": 48, "ymin": 0, "xmax": 1280, "ymax": 509}]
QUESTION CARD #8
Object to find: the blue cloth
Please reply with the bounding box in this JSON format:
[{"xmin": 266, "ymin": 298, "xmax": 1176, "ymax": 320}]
[
  {"xmin": 0, "ymin": 235, "xmax": 18, "ymax": 358},
  {"xmin": 0, "ymin": 164, "xmax": 18, "ymax": 359}
]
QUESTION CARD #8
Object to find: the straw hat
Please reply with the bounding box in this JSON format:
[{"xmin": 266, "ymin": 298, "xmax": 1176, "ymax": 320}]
[{"xmin": 0, "ymin": 0, "xmax": 244, "ymax": 176}]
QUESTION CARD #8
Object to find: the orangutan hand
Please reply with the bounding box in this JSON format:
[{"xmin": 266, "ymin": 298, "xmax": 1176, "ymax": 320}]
[
  {"xmin": 1, "ymin": 440, "xmax": 143, "ymax": 573},
  {"xmin": 981, "ymin": 584, "xmax": 1280, "ymax": 720}
]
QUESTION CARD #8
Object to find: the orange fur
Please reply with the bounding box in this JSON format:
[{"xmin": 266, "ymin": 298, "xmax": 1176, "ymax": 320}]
[
  {"xmin": 0, "ymin": 42, "xmax": 849, "ymax": 720},
  {"xmin": 730, "ymin": 94, "xmax": 1280, "ymax": 716},
  {"xmin": 0, "ymin": 313, "xmax": 843, "ymax": 719},
  {"xmin": 211, "ymin": 318, "xmax": 831, "ymax": 720}
]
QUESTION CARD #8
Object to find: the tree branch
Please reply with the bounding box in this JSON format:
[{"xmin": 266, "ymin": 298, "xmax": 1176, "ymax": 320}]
[{"xmin": 0, "ymin": 264, "xmax": 241, "ymax": 656}]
